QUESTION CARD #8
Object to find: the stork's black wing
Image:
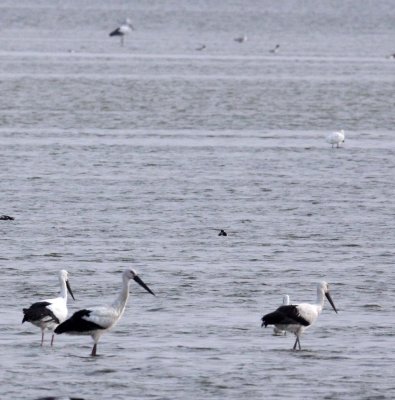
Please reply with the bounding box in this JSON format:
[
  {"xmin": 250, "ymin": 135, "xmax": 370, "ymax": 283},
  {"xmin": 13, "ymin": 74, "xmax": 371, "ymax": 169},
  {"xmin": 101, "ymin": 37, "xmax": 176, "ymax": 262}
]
[
  {"xmin": 55, "ymin": 309, "xmax": 105, "ymax": 334},
  {"xmin": 22, "ymin": 301, "xmax": 60, "ymax": 324},
  {"xmin": 109, "ymin": 28, "xmax": 122, "ymax": 37},
  {"xmin": 261, "ymin": 305, "xmax": 310, "ymax": 327}
]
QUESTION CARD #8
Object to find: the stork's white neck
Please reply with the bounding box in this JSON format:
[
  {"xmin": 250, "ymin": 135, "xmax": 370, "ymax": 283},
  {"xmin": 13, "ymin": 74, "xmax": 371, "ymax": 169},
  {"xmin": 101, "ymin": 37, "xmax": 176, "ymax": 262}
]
[
  {"xmin": 315, "ymin": 286, "xmax": 325, "ymax": 310},
  {"xmin": 59, "ymin": 277, "xmax": 68, "ymax": 300},
  {"xmin": 111, "ymin": 275, "xmax": 130, "ymax": 314}
]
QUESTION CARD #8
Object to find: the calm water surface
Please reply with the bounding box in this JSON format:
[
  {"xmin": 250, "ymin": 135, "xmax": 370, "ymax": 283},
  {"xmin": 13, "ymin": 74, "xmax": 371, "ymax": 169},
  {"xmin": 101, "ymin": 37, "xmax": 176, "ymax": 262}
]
[{"xmin": 1, "ymin": 1, "xmax": 395, "ymax": 399}]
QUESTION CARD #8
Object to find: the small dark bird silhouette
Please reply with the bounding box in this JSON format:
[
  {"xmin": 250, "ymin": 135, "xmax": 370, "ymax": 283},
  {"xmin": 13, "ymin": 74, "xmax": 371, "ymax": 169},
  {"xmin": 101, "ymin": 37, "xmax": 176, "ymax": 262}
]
[
  {"xmin": 218, "ymin": 229, "xmax": 227, "ymax": 236},
  {"xmin": 0, "ymin": 215, "xmax": 14, "ymax": 220}
]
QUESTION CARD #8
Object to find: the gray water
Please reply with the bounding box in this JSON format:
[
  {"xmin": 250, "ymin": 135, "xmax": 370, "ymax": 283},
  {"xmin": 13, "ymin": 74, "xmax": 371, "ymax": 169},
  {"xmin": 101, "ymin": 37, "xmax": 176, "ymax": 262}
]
[{"xmin": 1, "ymin": 1, "xmax": 395, "ymax": 399}]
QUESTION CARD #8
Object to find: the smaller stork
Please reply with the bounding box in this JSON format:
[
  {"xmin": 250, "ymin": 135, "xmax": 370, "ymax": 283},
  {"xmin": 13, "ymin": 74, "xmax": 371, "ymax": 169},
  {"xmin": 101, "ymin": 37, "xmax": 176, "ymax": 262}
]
[
  {"xmin": 326, "ymin": 130, "xmax": 345, "ymax": 148},
  {"xmin": 109, "ymin": 18, "xmax": 134, "ymax": 47},
  {"xmin": 55, "ymin": 269, "xmax": 155, "ymax": 356},
  {"xmin": 22, "ymin": 270, "xmax": 75, "ymax": 346},
  {"xmin": 273, "ymin": 294, "xmax": 290, "ymax": 336},
  {"xmin": 261, "ymin": 281, "xmax": 337, "ymax": 350}
]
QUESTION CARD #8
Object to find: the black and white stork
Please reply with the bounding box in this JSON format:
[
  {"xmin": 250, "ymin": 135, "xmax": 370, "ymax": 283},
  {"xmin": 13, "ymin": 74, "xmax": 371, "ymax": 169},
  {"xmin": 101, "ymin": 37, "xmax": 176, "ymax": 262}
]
[
  {"xmin": 55, "ymin": 269, "xmax": 155, "ymax": 356},
  {"xmin": 109, "ymin": 18, "xmax": 134, "ymax": 47},
  {"xmin": 261, "ymin": 281, "xmax": 338, "ymax": 350},
  {"xmin": 22, "ymin": 270, "xmax": 75, "ymax": 346}
]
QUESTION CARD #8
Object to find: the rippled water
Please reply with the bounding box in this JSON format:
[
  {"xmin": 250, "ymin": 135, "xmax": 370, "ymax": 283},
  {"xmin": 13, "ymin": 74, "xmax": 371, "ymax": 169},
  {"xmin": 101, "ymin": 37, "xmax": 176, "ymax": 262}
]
[{"xmin": 1, "ymin": 1, "xmax": 395, "ymax": 399}]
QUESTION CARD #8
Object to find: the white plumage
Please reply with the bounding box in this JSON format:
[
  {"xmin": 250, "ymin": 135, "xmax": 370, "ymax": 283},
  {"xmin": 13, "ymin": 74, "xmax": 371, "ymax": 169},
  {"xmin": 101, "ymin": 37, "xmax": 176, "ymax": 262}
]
[
  {"xmin": 326, "ymin": 130, "xmax": 345, "ymax": 148},
  {"xmin": 262, "ymin": 281, "xmax": 338, "ymax": 350},
  {"xmin": 22, "ymin": 270, "xmax": 75, "ymax": 346},
  {"xmin": 55, "ymin": 269, "xmax": 155, "ymax": 356}
]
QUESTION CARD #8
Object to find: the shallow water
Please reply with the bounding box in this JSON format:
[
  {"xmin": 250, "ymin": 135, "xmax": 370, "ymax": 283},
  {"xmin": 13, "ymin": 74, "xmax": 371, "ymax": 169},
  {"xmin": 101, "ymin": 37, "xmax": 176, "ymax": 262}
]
[{"xmin": 1, "ymin": 1, "xmax": 395, "ymax": 399}]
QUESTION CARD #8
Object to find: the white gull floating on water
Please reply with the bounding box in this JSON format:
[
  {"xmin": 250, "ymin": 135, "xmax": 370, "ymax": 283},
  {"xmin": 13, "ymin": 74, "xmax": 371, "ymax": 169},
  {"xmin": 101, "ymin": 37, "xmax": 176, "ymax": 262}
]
[
  {"xmin": 22, "ymin": 270, "xmax": 75, "ymax": 346},
  {"xmin": 261, "ymin": 281, "xmax": 338, "ymax": 350},
  {"xmin": 55, "ymin": 269, "xmax": 155, "ymax": 356}
]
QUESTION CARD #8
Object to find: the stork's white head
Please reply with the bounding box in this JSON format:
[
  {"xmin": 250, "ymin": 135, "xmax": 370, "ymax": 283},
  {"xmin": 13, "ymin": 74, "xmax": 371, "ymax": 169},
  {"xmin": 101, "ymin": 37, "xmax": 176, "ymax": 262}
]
[
  {"xmin": 59, "ymin": 270, "xmax": 75, "ymax": 300},
  {"xmin": 124, "ymin": 268, "xmax": 138, "ymax": 280},
  {"xmin": 318, "ymin": 281, "xmax": 337, "ymax": 313},
  {"xmin": 123, "ymin": 268, "xmax": 155, "ymax": 296}
]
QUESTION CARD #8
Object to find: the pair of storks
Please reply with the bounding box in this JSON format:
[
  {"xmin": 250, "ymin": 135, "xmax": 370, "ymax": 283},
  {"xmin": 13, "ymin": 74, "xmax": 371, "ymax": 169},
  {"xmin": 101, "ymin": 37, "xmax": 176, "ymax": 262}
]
[{"xmin": 22, "ymin": 269, "xmax": 154, "ymax": 356}]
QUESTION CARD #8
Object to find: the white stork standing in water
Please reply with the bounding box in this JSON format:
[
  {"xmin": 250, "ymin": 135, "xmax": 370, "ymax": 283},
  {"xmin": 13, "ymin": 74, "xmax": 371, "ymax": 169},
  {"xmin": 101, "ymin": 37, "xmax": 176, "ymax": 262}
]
[
  {"xmin": 273, "ymin": 294, "xmax": 290, "ymax": 336},
  {"xmin": 55, "ymin": 269, "xmax": 155, "ymax": 356},
  {"xmin": 22, "ymin": 270, "xmax": 75, "ymax": 346},
  {"xmin": 261, "ymin": 281, "xmax": 338, "ymax": 350},
  {"xmin": 109, "ymin": 18, "xmax": 135, "ymax": 47},
  {"xmin": 326, "ymin": 130, "xmax": 345, "ymax": 148}
]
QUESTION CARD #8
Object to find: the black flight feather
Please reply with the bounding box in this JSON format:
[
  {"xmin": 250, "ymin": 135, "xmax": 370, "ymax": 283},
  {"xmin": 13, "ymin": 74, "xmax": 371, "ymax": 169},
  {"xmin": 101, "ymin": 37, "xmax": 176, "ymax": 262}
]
[
  {"xmin": 22, "ymin": 301, "xmax": 60, "ymax": 324},
  {"xmin": 55, "ymin": 309, "xmax": 105, "ymax": 334},
  {"xmin": 109, "ymin": 28, "xmax": 122, "ymax": 37},
  {"xmin": 261, "ymin": 305, "xmax": 310, "ymax": 328}
]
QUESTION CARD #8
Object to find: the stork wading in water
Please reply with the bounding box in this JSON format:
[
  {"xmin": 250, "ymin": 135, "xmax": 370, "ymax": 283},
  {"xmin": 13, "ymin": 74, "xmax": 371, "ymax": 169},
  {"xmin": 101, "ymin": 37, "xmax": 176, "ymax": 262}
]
[
  {"xmin": 326, "ymin": 130, "xmax": 345, "ymax": 148},
  {"xmin": 109, "ymin": 19, "xmax": 134, "ymax": 47},
  {"xmin": 55, "ymin": 269, "xmax": 155, "ymax": 356},
  {"xmin": 22, "ymin": 270, "xmax": 75, "ymax": 346},
  {"xmin": 261, "ymin": 281, "xmax": 338, "ymax": 350}
]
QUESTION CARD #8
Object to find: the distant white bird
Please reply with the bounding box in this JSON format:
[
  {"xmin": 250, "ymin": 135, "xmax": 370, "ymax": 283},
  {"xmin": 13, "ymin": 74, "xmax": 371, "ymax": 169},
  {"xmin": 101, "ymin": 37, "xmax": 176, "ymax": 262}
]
[
  {"xmin": 234, "ymin": 35, "xmax": 247, "ymax": 43},
  {"xmin": 55, "ymin": 269, "xmax": 155, "ymax": 356},
  {"xmin": 269, "ymin": 44, "xmax": 280, "ymax": 54},
  {"xmin": 109, "ymin": 18, "xmax": 135, "ymax": 47},
  {"xmin": 22, "ymin": 270, "xmax": 75, "ymax": 346},
  {"xmin": 261, "ymin": 281, "xmax": 338, "ymax": 350},
  {"xmin": 326, "ymin": 130, "xmax": 345, "ymax": 148},
  {"xmin": 273, "ymin": 294, "xmax": 290, "ymax": 336}
]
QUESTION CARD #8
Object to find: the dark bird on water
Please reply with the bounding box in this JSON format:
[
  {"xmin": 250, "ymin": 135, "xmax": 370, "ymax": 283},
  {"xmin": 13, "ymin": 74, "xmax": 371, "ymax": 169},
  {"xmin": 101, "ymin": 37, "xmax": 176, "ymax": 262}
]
[
  {"xmin": 0, "ymin": 215, "xmax": 14, "ymax": 220},
  {"xmin": 218, "ymin": 229, "xmax": 227, "ymax": 236}
]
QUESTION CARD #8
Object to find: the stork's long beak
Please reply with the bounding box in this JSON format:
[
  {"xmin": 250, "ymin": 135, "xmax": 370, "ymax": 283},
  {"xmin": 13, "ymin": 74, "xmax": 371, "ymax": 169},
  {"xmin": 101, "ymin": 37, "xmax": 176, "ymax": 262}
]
[
  {"xmin": 66, "ymin": 280, "xmax": 75, "ymax": 300},
  {"xmin": 325, "ymin": 292, "xmax": 337, "ymax": 313},
  {"xmin": 134, "ymin": 275, "xmax": 155, "ymax": 296}
]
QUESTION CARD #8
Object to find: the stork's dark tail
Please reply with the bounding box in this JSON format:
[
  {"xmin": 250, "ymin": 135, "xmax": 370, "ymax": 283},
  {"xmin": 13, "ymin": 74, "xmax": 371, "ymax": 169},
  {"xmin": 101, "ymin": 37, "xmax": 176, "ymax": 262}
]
[
  {"xmin": 261, "ymin": 310, "xmax": 283, "ymax": 328},
  {"xmin": 109, "ymin": 28, "xmax": 121, "ymax": 37}
]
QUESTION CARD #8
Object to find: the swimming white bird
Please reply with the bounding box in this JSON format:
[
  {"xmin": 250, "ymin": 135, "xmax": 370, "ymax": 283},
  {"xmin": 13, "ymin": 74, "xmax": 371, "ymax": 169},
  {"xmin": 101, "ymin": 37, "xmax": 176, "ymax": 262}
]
[
  {"xmin": 261, "ymin": 281, "xmax": 337, "ymax": 350},
  {"xmin": 109, "ymin": 18, "xmax": 134, "ymax": 47},
  {"xmin": 234, "ymin": 35, "xmax": 247, "ymax": 43},
  {"xmin": 326, "ymin": 130, "xmax": 345, "ymax": 148},
  {"xmin": 273, "ymin": 294, "xmax": 290, "ymax": 336},
  {"xmin": 22, "ymin": 270, "xmax": 75, "ymax": 346},
  {"xmin": 55, "ymin": 269, "xmax": 155, "ymax": 356},
  {"xmin": 269, "ymin": 44, "xmax": 280, "ymax": 54}
]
